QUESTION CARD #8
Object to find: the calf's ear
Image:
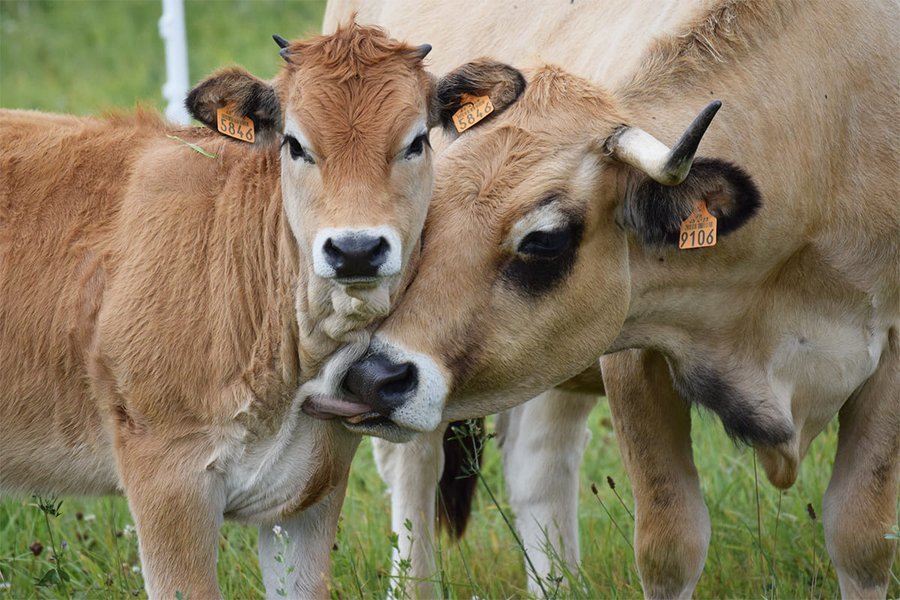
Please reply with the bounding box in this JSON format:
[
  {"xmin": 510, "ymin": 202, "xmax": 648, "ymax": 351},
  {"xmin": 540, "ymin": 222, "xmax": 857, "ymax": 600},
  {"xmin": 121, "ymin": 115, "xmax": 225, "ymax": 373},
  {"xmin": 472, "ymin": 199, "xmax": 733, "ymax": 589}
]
[
  {"xmin": 430, "ymin": 59, "xmax": 526, "ymax": 134},
  {"xmin": 621, "ymin": 158, "xmax": 761, "ymax": 247},
  {"xmin": 185, "ymin": 67, "xmax": 282, "ymax": 147}
]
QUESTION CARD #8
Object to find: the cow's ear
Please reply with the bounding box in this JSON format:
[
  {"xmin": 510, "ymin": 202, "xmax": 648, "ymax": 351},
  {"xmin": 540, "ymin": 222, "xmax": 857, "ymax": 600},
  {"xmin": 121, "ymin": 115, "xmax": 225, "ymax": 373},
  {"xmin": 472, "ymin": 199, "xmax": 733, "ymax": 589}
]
[
  {"xmin": 185, "ymin": 67, "xmax": 282, "ymax": 147},
  {"xmin": 430, "ymin": 59, "xmax": 526, "ymax": 134},
  {"xmin": 621, "ymin": 158, "xmax": 762, "ymax": 247}
]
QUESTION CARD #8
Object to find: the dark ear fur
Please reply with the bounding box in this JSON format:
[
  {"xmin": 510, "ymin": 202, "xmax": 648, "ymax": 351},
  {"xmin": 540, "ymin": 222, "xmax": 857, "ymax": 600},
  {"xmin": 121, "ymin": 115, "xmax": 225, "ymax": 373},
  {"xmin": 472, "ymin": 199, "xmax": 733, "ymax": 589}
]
[
  {"xmin": 622, "ymin": 158, "xmax": 761, "ymax": 247},
  {"xmin": 430, "ymin": 59, "xmax": 526, "ymax": 132},
  {"xmin": 185, "ymin": 67, "xmax": 282, "ymax": 146}
]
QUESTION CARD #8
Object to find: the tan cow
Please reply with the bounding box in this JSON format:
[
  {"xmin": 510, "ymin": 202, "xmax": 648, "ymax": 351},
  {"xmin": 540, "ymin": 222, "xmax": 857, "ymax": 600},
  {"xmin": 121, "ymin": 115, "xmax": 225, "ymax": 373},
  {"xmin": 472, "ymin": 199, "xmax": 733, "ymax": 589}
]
[
  {"xmin": 0, "ymin": 23, "xmax": 521, "ymax": 598},
  {"xmin": 326, "ymin": 1, "xmax": 900, "ymax": 598}
]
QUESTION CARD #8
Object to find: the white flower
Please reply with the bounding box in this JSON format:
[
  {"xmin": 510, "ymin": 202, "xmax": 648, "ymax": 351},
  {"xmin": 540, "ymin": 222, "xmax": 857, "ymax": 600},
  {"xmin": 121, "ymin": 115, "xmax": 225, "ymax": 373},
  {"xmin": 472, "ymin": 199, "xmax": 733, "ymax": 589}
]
[
  {"xmin": 272, "ymin": 524, "xmax": 283, "ymax": 536},
  {"xmin": 83, "ymin": 513, "xmax": 96, "ymax": 522},
  {"xmin": 131, "ymin": 565, "xmax": 141, "ymax": 573},
  {"xmin": 122, "ymin": 524, "xmax": 136, "ymax": 537}
]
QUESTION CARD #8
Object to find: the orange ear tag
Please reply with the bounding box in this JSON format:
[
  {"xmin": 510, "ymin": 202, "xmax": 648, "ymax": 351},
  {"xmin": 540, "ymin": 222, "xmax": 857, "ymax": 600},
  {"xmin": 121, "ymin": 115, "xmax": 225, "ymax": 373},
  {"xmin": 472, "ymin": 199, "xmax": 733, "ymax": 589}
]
[
  {"xmin": 216, "ymin": 105, "xmax": 255, "ymax": 143},
  {"xmin": 452, "ymin": 93, "xmax": 494, "ymax": 133},
  {"xmin": 679, "ymin": 201, "xmax": 717, "ymax": 249}
]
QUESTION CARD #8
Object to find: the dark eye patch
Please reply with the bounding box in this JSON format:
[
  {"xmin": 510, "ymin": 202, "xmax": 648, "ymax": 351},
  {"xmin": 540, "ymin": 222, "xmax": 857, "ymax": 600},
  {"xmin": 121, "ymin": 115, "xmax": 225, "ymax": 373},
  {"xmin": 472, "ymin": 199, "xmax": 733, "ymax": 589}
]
[
  {"xmin": 518, "ymin": 229, "xmax": 570, "ymax": 258},
  {"xmin": 503, "ymin": 218, "xmax": 584, "ymax": 296}
]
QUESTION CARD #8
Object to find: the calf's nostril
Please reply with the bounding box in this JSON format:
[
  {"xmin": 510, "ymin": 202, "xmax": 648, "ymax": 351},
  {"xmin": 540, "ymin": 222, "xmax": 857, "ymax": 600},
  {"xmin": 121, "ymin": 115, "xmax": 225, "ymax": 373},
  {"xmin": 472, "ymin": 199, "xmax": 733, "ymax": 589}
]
[
  {"xmin": 370, "ymin": 237, "xmax": 389, "ymax": 267},
  {"xmin": 322, "ymin": 234, "xmax": 390, "ymax": 278},
  {"xmin": 323, "ymin": 238, "xmax": 344, "ymax": 267}
]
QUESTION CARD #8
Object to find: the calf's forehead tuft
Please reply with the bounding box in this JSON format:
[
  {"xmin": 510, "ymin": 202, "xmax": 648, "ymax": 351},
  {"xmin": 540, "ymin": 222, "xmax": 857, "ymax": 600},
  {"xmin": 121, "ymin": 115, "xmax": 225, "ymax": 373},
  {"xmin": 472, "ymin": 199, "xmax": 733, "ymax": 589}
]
[{"xmin": 283, "ymin": 22, "xmax": 426, "ymax": 82}]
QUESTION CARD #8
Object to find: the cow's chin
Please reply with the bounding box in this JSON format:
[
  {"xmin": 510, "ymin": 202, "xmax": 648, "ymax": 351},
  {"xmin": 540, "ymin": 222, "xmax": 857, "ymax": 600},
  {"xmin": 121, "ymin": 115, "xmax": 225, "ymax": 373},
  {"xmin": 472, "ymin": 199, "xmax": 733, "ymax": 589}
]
[{"xmin": 341, "ymin": 418, "xmax": 416, "ymax": 443}]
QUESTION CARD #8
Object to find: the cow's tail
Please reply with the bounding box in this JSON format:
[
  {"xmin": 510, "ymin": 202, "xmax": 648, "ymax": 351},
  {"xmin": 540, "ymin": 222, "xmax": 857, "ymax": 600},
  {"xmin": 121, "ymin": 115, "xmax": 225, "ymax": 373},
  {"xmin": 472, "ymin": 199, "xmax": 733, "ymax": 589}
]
[{"xmin": 436, "ymin": 418, "xmax": 485, "ymax": 540}]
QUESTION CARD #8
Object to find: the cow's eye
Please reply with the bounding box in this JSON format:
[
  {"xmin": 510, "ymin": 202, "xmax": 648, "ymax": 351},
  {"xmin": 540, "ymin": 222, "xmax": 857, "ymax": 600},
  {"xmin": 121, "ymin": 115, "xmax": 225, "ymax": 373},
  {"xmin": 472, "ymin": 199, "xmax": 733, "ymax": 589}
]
[
  {"xmin": 517, "ymin": 229, "xmax": 572, "ymax": 258},
  {"xmin": 404, "ymin": 133, "xmax": 430, "ymax": 159},
  {"xmin": 282, "ymin": 135, "xmax": 315, "ymax": 164},
  {"xmin": 505, "ymin": 219, "xmax": 583, "ymax": 296}
]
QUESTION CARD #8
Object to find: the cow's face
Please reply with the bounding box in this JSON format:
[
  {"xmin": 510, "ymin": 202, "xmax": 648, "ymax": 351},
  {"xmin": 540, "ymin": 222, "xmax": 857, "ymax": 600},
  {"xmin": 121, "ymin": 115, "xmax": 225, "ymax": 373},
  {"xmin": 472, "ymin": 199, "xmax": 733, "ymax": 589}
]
[{"xmin": 333, "ymin": 63, "xmax": 761, "ymax": 432}]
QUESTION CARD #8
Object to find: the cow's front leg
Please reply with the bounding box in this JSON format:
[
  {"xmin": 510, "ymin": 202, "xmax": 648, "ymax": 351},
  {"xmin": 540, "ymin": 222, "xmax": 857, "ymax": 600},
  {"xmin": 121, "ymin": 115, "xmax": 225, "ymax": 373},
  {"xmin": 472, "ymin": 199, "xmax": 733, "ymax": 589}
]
[
  {"xmin": 496, "ymin": 387, "xmax": 597, "ymax": 594},
  {"xmin": 117, "ymin": 429, "xmax": 226, "ymax": 599},
  {"xmin": 373, "ymin": 427, "xmax": 446, "ymax": 598},
  {"xmin": 602, "ymin": 349, "xmax": 709, "ymax": 600},
  {"xmin": 258, "ymin": 472, "xmax": 350, "ymax": 599},
  {"xmin": 823, "ymin": 330, "xmax": 899, "ymax": 599}
]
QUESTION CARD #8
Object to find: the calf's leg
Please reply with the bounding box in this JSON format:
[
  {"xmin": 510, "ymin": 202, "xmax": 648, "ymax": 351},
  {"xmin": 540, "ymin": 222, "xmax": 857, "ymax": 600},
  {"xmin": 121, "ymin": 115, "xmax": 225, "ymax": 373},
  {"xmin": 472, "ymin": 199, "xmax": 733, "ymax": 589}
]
[
  {"xmin": 602, "ymin": 349, "xmax": 710, "ymax": 600},
  {"xmin": 823, "ymin": 329, "xmax": 899, "ymax": 599},
  {"xmin": 117, "ymin": 432, "xmax": 226, "ymax": 599}
]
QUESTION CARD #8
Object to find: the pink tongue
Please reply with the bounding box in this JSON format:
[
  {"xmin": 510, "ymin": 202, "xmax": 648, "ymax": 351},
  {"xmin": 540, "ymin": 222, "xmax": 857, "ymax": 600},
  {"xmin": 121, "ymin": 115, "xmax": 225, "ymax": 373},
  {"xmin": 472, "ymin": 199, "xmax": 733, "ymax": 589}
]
[{"xmin": 302, "ymin": 396, "xmax": 373, "ymax": 419}]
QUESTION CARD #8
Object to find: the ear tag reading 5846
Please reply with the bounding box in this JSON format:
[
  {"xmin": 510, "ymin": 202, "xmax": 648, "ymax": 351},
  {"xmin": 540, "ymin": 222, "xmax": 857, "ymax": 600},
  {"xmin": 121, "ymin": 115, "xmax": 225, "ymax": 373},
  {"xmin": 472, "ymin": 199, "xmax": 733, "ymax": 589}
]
[
  {"xmin": 216, "ymin": 105, "xmax": 255, "ymax": 143},
  {"xmin": 679, "ymin": 201, "xmax": 717, "ymax": 249},
  {"xmin": 452, "ymin": 94, "xmax": 494, "ymax": 133}
]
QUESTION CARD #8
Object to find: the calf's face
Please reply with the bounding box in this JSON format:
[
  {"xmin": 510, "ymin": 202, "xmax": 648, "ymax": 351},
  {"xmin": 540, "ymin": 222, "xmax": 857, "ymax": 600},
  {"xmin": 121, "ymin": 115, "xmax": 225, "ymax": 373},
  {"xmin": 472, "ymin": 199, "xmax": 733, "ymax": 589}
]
[
  {"xmin": 337, "ymin": 64, "xmax": 762, "ymax": 430},
  {"xmin": 187, "ymin": 24, "xmax": 434, "ymax": 331},
  {"xmin": 187, "ymin": 30, "xmax": 532, "ymax": 439}
]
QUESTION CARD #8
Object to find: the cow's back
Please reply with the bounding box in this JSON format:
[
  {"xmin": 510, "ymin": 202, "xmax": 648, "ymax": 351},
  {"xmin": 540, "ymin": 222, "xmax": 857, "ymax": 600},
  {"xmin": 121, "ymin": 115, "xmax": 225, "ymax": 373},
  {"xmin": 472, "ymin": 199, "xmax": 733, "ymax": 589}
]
[{"xmin": 0, "ymin": 110, "xmax": 151, "ymax": 494}]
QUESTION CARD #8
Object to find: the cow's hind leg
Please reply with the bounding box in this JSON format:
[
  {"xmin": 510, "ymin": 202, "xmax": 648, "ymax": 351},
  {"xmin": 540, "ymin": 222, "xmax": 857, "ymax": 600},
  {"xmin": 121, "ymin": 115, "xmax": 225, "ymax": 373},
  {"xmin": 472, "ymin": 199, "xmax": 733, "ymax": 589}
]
[
  {"xmin": 496, "ymin": 387, "xmax": 597, "ymax": 594},
  {"xmin": 117, "ymin": 429, "xmax": 226, "ymax": 599},
  {"xmin": 823, "ymin": 329, "xmax": 899, "ymax": 599},
  {"xmin": 373, "ymin": 427, "xmax": 446, "ymax": 598},
  {"xmin": 602, "ymin": 349, "xmax": 710, "ymax": 600}
]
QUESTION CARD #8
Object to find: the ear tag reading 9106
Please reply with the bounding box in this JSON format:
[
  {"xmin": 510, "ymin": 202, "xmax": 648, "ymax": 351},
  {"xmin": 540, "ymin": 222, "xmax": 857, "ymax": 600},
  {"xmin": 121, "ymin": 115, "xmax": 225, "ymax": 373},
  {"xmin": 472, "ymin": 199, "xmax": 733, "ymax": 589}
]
[
  {"xmin": 679, "ymin": 200, "xmax": 717, "ymax": 249},
  {"xmin": 452, "ymin": 93, "xmax": 494, "ymax": 133},
  {"xmin": 216, "ymin": 105, "xmax": 255, "ymax": 143}
]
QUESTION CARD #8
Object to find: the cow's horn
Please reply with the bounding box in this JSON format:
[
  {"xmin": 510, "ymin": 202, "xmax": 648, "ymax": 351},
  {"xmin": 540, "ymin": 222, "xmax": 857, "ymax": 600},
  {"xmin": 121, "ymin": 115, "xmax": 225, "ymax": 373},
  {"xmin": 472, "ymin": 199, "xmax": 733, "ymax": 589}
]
[
  {"xmin": 415, "ymin": 44, "xmax": 432, "ymax": 59},
  {"xmin": 604, "ymin": 100, "xmax": 722, "ymax": 186}
]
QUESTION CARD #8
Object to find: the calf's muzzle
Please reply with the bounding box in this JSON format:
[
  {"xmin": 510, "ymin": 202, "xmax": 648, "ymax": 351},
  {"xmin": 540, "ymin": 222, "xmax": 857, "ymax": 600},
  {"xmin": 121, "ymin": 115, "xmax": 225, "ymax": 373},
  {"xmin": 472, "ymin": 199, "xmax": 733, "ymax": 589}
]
[{"xmin": 323, "ymin": 233, "xmax": 389, "ymax": 280}]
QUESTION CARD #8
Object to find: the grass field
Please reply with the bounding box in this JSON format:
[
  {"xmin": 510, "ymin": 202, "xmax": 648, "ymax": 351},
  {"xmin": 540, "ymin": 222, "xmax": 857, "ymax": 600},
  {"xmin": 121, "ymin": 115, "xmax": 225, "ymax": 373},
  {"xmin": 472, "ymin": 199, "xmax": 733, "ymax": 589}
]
[{"xmin": 1, "ymin": 1, "xmax": 897, "ymax": 598}]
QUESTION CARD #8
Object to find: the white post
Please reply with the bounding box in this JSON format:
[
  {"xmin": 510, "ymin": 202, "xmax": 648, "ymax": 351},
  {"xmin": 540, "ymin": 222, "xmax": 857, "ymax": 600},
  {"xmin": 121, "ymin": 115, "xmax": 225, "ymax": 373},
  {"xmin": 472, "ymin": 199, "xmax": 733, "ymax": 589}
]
[{"xmin": 159, "ymin": 0, "xmax": 191, "ymax": 125}]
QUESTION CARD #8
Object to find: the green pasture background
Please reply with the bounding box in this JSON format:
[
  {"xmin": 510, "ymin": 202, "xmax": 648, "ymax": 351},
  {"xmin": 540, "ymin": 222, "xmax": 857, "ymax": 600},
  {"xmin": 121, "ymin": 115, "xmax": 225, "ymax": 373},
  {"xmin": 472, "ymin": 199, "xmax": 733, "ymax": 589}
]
[{"xmin": 0, "ymin": 1, "xmax": 897, "ymax": 598}]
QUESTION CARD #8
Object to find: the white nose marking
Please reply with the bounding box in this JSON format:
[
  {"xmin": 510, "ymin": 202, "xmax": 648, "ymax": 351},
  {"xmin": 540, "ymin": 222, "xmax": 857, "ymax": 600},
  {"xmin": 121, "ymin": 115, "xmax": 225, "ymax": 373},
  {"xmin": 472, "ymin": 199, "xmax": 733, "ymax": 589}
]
[{"xmin": 312, "ymin": 226, "xmax": 402, "ymax": 281}]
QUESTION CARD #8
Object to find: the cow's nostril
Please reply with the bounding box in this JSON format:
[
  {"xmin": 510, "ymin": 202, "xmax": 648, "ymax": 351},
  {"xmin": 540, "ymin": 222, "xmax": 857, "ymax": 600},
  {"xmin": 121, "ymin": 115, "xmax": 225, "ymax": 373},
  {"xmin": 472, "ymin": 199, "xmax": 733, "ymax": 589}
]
[
  {"xmin": 342, "ymin": 354, "xmax": 417, "ymax": 415},
  {"xmin": 376, "ymin": 362, "xmax": 418, "ymax": 403}
]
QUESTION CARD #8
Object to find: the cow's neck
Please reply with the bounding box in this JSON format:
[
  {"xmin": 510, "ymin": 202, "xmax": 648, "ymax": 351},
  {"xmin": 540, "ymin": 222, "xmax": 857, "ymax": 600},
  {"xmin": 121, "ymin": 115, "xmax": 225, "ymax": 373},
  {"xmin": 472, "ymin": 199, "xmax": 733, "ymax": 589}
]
[{"xmin": 604, "ymin": 0, "xmax": 891, "ymax": 486}]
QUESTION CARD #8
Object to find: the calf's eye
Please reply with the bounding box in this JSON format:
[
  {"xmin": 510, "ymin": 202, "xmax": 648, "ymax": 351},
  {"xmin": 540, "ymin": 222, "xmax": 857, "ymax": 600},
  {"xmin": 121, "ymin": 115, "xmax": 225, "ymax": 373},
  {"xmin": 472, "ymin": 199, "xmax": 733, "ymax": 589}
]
[
  {"xmin": 282, "ymin": 135, "xmax": 315, "ymax": 164},
  {"xmin": 404, "ymin": 133, "xmax": 430, "ymax": 159}
]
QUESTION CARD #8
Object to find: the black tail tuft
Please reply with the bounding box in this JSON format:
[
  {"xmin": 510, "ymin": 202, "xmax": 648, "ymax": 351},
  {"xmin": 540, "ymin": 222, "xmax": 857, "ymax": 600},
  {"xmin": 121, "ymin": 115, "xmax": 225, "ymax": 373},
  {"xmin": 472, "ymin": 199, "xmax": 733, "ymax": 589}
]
[{"xmin": 436, "ymin": 419, "xmax": 485, "ymax": 540}]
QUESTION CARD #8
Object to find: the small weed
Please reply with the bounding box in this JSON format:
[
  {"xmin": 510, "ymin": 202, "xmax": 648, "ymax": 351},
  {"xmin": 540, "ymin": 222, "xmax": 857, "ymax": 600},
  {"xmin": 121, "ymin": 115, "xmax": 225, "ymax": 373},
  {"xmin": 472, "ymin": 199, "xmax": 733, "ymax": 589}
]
[
  {"xmin": 31, "ymin": 495, "xmax": 71, "ymax": 599},
  {"xmin": 271, "ymin": 524, "xmax": 295, "ymax": 598}
]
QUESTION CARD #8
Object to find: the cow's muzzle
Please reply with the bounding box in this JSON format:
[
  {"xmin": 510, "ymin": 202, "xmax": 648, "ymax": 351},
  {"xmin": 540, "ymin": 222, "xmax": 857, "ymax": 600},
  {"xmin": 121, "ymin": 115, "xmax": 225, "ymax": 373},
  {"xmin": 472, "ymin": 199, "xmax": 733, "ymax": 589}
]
[{"xmin": 342, "ymin": 353, "xmax": 418, "ymax": 415}]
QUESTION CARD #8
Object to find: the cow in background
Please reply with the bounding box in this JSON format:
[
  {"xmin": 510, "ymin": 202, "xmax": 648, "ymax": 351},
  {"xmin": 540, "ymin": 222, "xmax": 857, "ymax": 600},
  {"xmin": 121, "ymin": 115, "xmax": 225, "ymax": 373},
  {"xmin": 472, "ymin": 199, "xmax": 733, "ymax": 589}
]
[{"xmin": 328, "ymin": 1, "xmax": 900, "ymax": 598}]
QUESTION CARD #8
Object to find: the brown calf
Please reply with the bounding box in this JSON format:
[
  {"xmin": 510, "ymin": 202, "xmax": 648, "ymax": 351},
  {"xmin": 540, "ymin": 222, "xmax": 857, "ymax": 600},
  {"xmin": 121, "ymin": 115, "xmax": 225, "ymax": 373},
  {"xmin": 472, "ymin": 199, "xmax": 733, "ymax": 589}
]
[{"xmin": 0, "ymin": 23, "xmax": 518, "ymax": 598}]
